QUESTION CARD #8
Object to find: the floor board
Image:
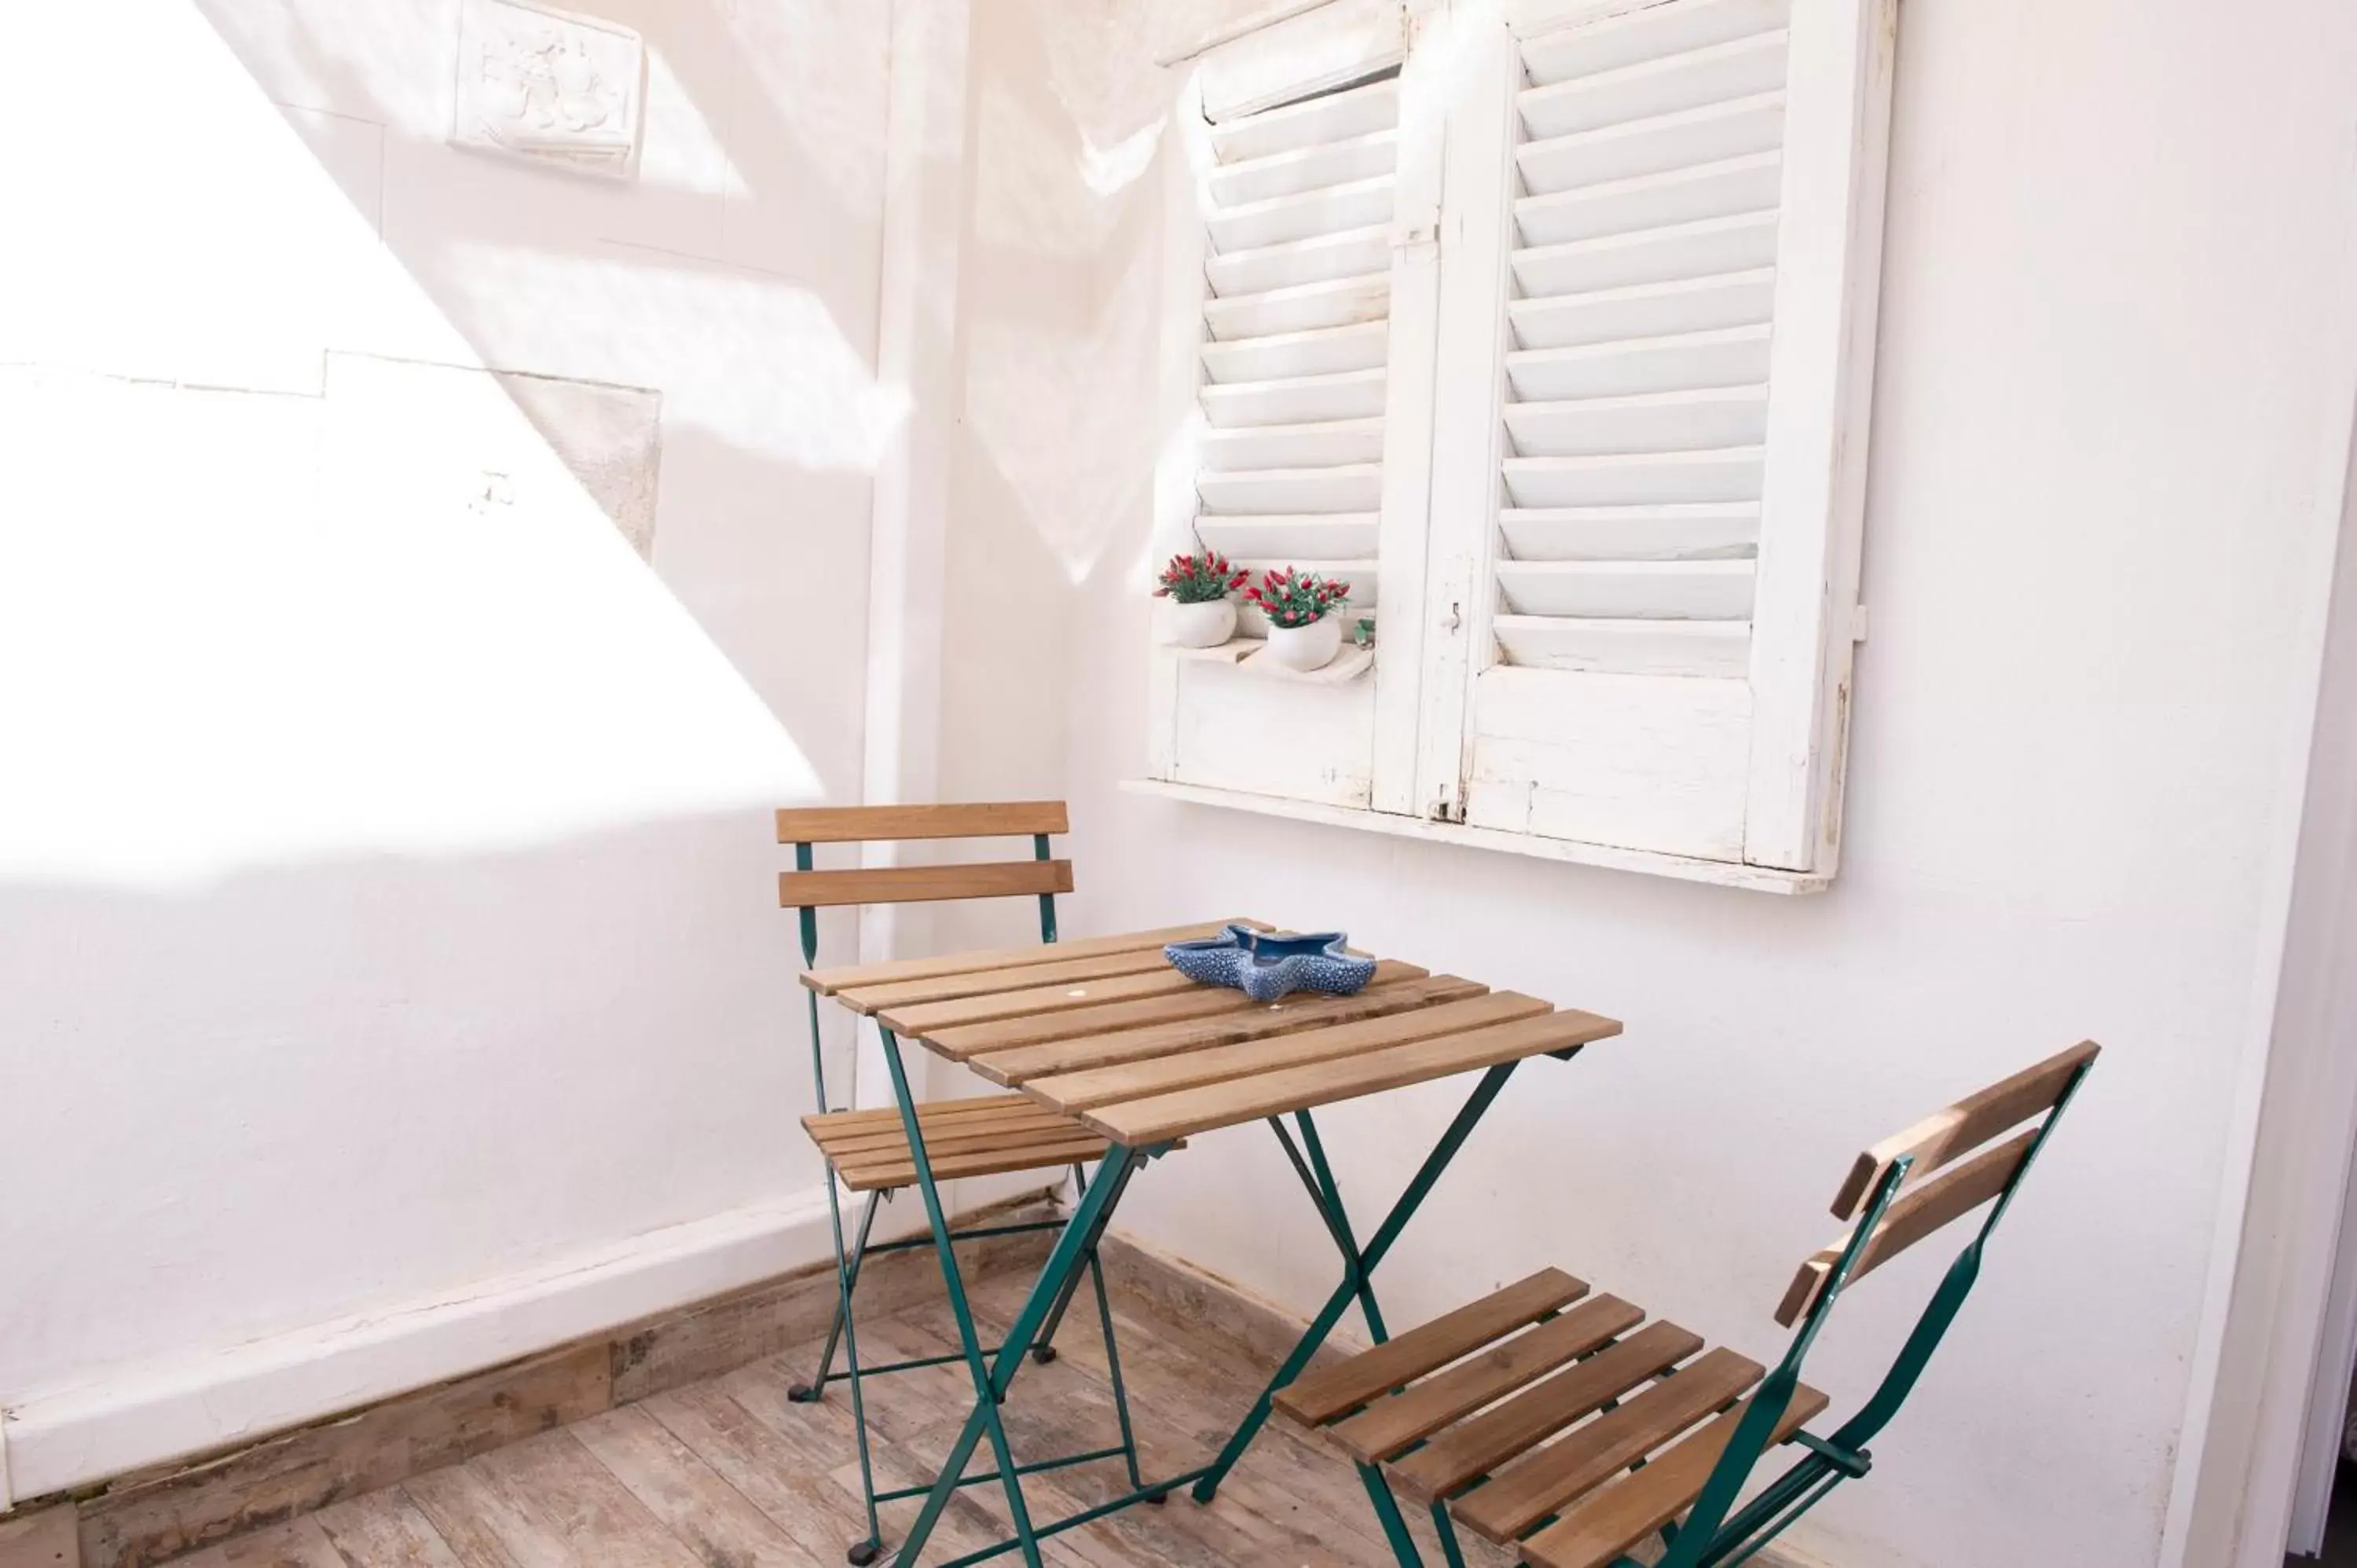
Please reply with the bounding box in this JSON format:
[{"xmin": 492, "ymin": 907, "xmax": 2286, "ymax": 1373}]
[{"xmin": 154, "ymin": 1279, "xmax": 1513, "ymax": 1568}]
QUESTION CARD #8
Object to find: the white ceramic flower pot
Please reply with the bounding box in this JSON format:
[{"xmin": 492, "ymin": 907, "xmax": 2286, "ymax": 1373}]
[
  {"xmin": 1265, "ymin": 614, "xmax": 1343, "ymax": 672},
  {"xmin": 1164, "ymin": 598, "xmax": 1237, "ymax": 648}
]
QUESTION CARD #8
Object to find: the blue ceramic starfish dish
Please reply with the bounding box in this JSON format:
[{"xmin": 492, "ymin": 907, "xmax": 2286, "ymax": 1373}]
[{"xmin": 1163, "ymin": 924, "xmax": 1376, "ymax": 1002}]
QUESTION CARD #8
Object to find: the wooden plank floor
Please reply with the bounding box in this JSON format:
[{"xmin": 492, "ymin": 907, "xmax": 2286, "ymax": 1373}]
[{"xmin": 157, "ymin": 1267, "xmax": 1519, "ymax": 1568}]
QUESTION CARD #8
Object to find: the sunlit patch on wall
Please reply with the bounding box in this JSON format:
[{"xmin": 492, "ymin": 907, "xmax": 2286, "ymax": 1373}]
[
  {"xmin": 0, "ymin": 359, "xmax": 821, "ymax": 888},
  {"xmin": 442, "ymin": 245, "xmax": 908, "ymax": 474}
]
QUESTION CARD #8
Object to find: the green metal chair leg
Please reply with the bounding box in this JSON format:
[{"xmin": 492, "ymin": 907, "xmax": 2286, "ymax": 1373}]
[
  {"xmin": 816, "ymin": 1172, "xmax": 884, "ymax": 1564},
  {"xmin": 1356, "ymin": 1463, "xmax": 1426, "ymax": 1566},
  {"xmin": 1428, "ymin": 1500, "xmax": 1468, "ymax": 1568},
  {"xmin": 792, "ymin": 1188, "xmax": 882, "ymax": 1404},
  {"xmin": 878, "ymin": 1031, "xmax": 1047, "ymax": 1568}
]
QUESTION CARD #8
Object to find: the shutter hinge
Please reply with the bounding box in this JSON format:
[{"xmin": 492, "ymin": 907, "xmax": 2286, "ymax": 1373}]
[{"xmin": 1853, "ymin": 604, "xmax": 1871, "ymax": 643}]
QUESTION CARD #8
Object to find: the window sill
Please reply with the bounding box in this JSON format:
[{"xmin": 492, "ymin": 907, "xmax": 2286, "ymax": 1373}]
[{"xmin": 1120, "ymin": 779, "xmax": 1831, "ymax": 895}]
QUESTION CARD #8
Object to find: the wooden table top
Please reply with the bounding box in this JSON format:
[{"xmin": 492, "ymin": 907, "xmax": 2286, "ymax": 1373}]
[{"xmin": 805, "ymin": 920, "xmax": 1622, "ymax": 1145}]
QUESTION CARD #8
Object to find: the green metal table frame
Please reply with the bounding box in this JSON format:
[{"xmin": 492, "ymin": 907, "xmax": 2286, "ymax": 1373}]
[{"xmin": 882, "ymin": 1039, "xmax": 1587, "ymax": 1566}]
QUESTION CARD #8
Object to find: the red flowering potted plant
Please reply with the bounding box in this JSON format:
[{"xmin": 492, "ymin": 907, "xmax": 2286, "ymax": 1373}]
[
  {"xmin": 1246, "ymin": 566, "xmax": 1353, "ymax": 671},
  {"xmin": 1155, "ymin": 550, "xmax": 1249, "ymax": 647}
]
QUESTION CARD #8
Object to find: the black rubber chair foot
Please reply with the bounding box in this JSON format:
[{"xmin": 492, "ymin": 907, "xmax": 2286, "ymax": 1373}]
[
  {"xmin": 848, "ymin": 1541, "xmax": 882, "ymax": 1566},
  {"xmin": 787, "ymin": 1384, "xmax": 822, "ymax": 1403},
  {"xmin": 1031, "ymin": 1345, "xmax": 1059, "ymax": 1365},
  {"xmin": 1146, "ymin": 1491, "xmax": 1168, "ymax": 1505}
]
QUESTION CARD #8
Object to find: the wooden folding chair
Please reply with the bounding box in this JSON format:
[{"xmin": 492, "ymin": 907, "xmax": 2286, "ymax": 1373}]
[
  {"xmin": 777, "ymin": 801, "xmax": 1155, "ymax": 1566},
  {"xmin": 1274, "ymin": 1042, "xmax": 2101, "ymax": 1568}
]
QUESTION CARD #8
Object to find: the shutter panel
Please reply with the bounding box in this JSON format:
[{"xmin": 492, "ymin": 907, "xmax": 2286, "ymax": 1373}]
[
  {"xmin": 1193, "ymin": 71, "xmax": 1400, "ymax": 634},
  {"xmin": 1149, "ymin": 1, "xmax": 1446, "ymax": 813},
  {"xmin": 1419, "ymin": 0, "xmax": 1892, "ymax": 870}
]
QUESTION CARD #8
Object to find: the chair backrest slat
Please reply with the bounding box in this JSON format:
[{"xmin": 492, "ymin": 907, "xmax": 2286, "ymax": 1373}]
[
  {"xmin": 775, "ymin": 801, "xmax": 1069, "ymax": 844},
  {"xmin": 1775, "ymin": 1126, "xmax": 2039, "ymax": 1327},
  {"xmin": 779, "ymin": 859, "xmax": 1074, "ymax": 910},
  {"xmin": 1828, "ymin": 1039, "xmax": 2100, "ymax": 1220}
]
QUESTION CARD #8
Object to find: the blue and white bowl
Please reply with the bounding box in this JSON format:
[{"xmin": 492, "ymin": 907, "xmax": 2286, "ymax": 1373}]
[{"xmin": 1164, "ymin": 925, "xmax": 1376, "ymax": 1003}]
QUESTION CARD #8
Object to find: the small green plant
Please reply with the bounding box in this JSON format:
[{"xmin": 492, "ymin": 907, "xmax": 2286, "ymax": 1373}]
[
  {"xmin": 1155, "ymin": 551, "xmax": 1248, "ymax": 605},
  {"xmin": 1245, "ymin": 566, "xmax": 1351, "ymax": 628}
]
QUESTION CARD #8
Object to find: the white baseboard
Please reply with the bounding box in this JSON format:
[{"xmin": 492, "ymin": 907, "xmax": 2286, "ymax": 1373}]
[{"xmin": 2, "ymin": 1183, "xmax": 863, "ymax": 1502}]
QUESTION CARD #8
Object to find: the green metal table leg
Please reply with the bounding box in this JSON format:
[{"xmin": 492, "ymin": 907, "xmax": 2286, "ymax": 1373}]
[
  {"xmin": 1088, "ymin": 1246, "xmax": 1149, "ymax": 1493},
  {"xmin": 878, "ymin": 1030, "xmax": 1047, "ymax": 1568},
  {"xmin": 1194, "ymin": 1061, "xmax": 1522, "ymax": 1504},
  {"xmin": 1296, "ymin": 1110, "xmax": 1388, "ymax": 1343},
  {"xmin": 1028, "ymin": 1163, "xmax": 1100, "ymax": 1365}
]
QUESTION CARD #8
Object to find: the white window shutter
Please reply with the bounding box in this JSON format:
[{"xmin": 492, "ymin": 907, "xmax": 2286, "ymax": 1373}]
[
  {"xmin": 1149, "ymin": 0, "xmax": 1450, "ymax": 812},
  {"xmin": 1416, "ymin": 0, "xmax": 1894, "ymax": 872}
]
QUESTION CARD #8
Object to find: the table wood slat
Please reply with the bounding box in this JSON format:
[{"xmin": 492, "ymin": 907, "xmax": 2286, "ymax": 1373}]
[
  {"xmin": 918, "ymin": 959, "xmax": 1433, "ymax": 1058},
  {"xmin": 966, "ymin": 975, "xmax": 1492, "ymax": 1086},
  {"xmin": 1080, "ymin": 1008, "xmax": 1623, "ymax": 1145},
  {"xmin": 878, "ymin": 968, "xmax": 1229, "ymax": 1036},
  {"xmin": 837, "ymin": 948, "xmax": 1182, "ymax": 1013},
  {"xmin": 1024, "ymin": 991, "xmax": 1556, "ymax": 1111},
  {"xmin": 802, "ymin": 919, "xmax": 1263, "ymax": 995}
]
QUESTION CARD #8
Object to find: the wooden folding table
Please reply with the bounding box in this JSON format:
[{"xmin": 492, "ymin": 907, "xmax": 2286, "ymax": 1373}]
[{"xmin": 807, "ymin": 920, "xmax": 1622, "ymax": 1567}]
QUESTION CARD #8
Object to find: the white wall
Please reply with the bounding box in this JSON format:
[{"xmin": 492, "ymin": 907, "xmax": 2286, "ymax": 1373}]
[
  {"xmin": 0, "ymin": 0, "xmax": 895, "ymax": 1497},
  {"xmin": 948, "ymin": 0, "xmax": 2357, "ymax": 1564}
]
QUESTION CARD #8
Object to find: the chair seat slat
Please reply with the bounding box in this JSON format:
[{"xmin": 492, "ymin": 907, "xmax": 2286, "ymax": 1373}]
[
  {"xmin": 1275, "ymin": 1269, "xmax": 1591, "ymax": 1428},
  {"xmin": 1516, "ymin": 1384, "xmax": 1829, "ymax": 1568},
  {"xmin": 1444, "ymin": 1343, "xmax": 1760, "ymax": 1541},
  {"xmin": 1390, "ymin": 1316, "xmax": 1692, "ymax": 1505},
  {"xmin": 1329, "ymin": 1294, "xmax": 1644, "ymax": 1464}
]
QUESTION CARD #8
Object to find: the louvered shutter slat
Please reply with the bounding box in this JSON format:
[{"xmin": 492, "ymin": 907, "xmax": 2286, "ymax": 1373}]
[
  {"xmin": 1516, "ymin": 92, "xmax": 1786, "ymax": 195},
  {"xmin": 1205, "ymin": 275, "xmax": 1392, "ymax": 341},
  {"xmin": 1508, "ymin": 269, "xmax": 1775, "ymax": 349},
  {"xmin": 1500, "ymin": 504, "xmax": 1761, "ymax": 562},
  {"xmin": 1200, "ymin": 417, "xmax": 1387, "ymax": 472},
  {"xmin": 1195, "ymin": 515, "xmax": 1384, "ymax": 559},
  {"xmin": 1503, "ymin": 386, "xmax": 1769, "ymax": 455},
  {"xmin": 1200, "ymin": 320, "xmax": 1390, "ymax": 383}
]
